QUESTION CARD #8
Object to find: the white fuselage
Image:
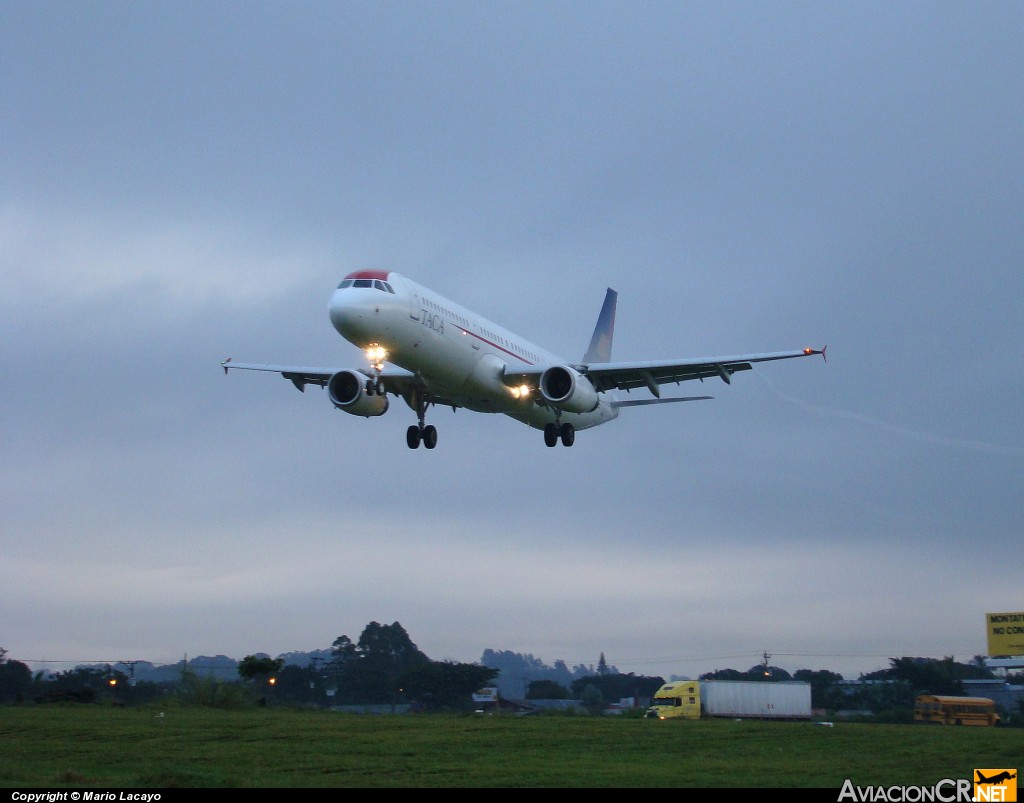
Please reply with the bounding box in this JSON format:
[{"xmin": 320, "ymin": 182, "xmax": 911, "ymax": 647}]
[{"xmin": 328, "ymin": 272, "xmax": 619, "ymax": 432}]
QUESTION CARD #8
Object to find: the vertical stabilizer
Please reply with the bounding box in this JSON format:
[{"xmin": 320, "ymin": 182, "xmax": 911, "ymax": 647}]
[{"xmin": 583, "ymin": 288, "xmax": 617, "ymax": 364}]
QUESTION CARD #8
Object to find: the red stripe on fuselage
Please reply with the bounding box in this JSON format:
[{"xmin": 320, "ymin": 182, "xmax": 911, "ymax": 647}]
[
  {"xmin": 454, "ymin": 325, "xmax": 534, "ymax": 365},
  {"xmin": 343, "ymin": 269, "xmax": 392, "ymax": 281}
]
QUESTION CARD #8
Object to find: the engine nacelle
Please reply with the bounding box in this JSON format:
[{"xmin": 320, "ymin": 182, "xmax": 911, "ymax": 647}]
[
  {"xmin": 539, "ymin": 365, "xmax": 599, "ymax": 413},
  {"xmin": 327, "ymin": 370, "xmax": 389, "ymax": 417}
]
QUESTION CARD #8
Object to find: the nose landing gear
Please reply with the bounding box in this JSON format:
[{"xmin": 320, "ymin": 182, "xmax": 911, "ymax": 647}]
[{"xmin": 406, "ymin": 392, "xmax": 437, "ymax": 449}]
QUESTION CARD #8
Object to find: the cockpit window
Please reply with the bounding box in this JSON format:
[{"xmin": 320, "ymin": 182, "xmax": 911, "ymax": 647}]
[{"xmin": 337, "ymin": 276, "xmax": 396, "ymax": 292}]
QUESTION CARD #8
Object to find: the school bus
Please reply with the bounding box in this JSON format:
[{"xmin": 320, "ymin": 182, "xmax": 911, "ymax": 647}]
[{"xmin": 913, "ymin": 694, "xmax": 1001, "ymax": 726}]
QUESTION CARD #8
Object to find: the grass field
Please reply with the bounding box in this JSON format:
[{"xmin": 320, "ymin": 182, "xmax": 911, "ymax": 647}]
[{"xmin": 0, "ymin": 705, "xmax": 1020, "ymax": 788}]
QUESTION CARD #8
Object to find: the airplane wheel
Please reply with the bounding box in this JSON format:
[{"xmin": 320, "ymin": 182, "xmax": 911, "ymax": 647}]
[
  {"xmin": 544, "ymin": 423, "xmax": 559, "ymax": 447},
  {"xmin": 423, "ymin": 425, "xmax": 438, "ymax": 449},
  {"xmin": 560, "ymin": 423, "xmax": 575, "ymax": 447},
  {"xmin": 406, "ymin": 425, "xmax": 421, "ymax": 449}
]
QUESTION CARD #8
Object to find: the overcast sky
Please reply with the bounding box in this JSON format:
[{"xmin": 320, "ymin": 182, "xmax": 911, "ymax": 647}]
[{"xmin": 3, "ymin": 1, "xmax": 1022, "ymax": 683}]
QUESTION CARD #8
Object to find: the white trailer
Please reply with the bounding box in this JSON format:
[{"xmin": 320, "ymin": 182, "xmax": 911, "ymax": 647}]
[
  {"xmin": 701, "ymin": 680, "xmax": 811, "ymax": 719},
  {"xmin": 646, "ymin": 679, "xmax": 812, "ymax": 720}
]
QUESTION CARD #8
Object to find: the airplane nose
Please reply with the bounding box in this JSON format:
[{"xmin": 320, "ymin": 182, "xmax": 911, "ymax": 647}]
[
  {"xmin": 328, "ymin": 288, "xmax": 354, "ymax": 336},
  {"xmin": 329, "ymin": 286, "xmax": 376, "ymax": 342}
]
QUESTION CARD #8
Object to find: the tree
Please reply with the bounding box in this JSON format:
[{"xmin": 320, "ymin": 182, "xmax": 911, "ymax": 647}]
[
  {"xmin": 268, "ymin": 664, "xmax": 322, "ymax": 705},
  {"xmin": 34, "ymin": 665, "xmax": 126, "ymax": 704},
  {"xmin": 865, "ymin": 656, "xmax": 991, "ymax": 696},
  {"xmin": 237, "ymin": 655, "xmax": 285, "ymax": 682},
  {"xmin": 597, "ymin": 653, "xmax": 608, "ymax": 675},
  {"xmin": 848, "ymin": 656, "xmax": 995, "ymax": 716},
  {"xmin": 793, "ymin": 669, "xmax": 845, "ymax": 709},
  {"xmin": 327, "ymin": 621, "xmax": 430, "ymax": 704},
  {"xmin": 478, "ymin": 650, "xmax": 626, "ymax": 698},
  {"xmin": 400, "ymin": 660, "xmax": 499, "ymax": 711},
  {"xmin": 573, "ymin": 684, "xmax": 602, "ymax": 716},
  {"xmin": 526, "ymin": 679, "xmax": 570, "ymax": 700},
  {"xmin": 0, "ymin": 654, "xmax": 33, "ymax": 703},
  {"xmin": 842, "ymin": 677, "xmax": 916, "ymax": 714},
  {"xmin": 356, "ymin": 621, "xmax": 428, "ymax": 671},
  {"xmin": 570, "ymin": 672, "xmax": 665, "ymax": 704},
  {"xmin": 700, "ymin": 667, "xmax": 745, "ymax": 681},
  {"xmin": 236, "ymin": 656, "xmax": 286, "ymax": 706},
  {"xmin": 580, "ymin": 684, "xmax": 606, "ymax": 714},
  {"xmin": 479, "ymin": 650, "xmax": 583, "ymax": 698},
  {"xmin": 701, "ymin": 665, "xmax": 793, "ymax": 682}
]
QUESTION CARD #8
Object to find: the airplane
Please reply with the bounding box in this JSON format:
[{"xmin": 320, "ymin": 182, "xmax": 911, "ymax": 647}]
[
  {"xmin": 222, "ymin": 269, "xmax": 826, "ymax": 449},
  {"xmin": 976, "ymin": 772, "xmax": 1016, "ymax": 785}
]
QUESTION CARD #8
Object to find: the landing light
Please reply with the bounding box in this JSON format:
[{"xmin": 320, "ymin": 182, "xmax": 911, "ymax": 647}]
[
  {"xmin": 365, "ymin": 344, "xmax": 388, "ymax": 368},
  {"xmin": 510, "ymin": 384, "xmax": 532, "ymax": 399}
]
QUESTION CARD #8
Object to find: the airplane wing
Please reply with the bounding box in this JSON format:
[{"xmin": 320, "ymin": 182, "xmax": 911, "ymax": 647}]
[
  {"xmin": 222, "ymin": 360, "xmax": 343, "ymax": 390},
  {"xmin": 502, "ymin": 347, "xmax": 825, "ymax": 402},
  {"xmin": 582, "ymin": 348, "xmax": 826, "ymax": 398},
  {"xmin": 220, "ymin": 359, "xmax": 459, "ymax": 406},
  {"xmin": 611, "ymin": 395, "xmax": 714, "ymax": 407}
]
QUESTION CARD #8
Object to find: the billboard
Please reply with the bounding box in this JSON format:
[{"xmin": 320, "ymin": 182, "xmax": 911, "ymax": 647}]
[
  {"xmin": 986, "ymin": 612, "xmax": 1024, "ymax": 657},
  {"xmin": 472, "ymin": 687, "xmax": 499, "ymax": 703}
]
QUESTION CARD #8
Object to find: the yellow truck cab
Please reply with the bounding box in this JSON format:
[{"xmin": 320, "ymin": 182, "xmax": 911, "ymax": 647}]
[{"xmin": 645, "ymin": 681, "xmax": 701, "ymax": 719}]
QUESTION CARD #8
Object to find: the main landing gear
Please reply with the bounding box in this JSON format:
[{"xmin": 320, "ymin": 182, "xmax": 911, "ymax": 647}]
[
  {"xmin": 406, "ymin": 392, "xmax": 437, "ymax": 449},
  {"xmin": 543, "ymin": 422, "xmax": 575, "ymax": 447},
  {"xmin": 407, "ymin": 423, "xmax": 437, "ymax": 449}
]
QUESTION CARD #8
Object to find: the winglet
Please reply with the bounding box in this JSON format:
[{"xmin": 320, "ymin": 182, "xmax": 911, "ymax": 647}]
[
  {"xmin": 803, "ymin": 345, "xmax": 827, "ymax": 363},
  {"xmin": 222, "ymin": 357, "xmax": 232, "ymax": 375}
]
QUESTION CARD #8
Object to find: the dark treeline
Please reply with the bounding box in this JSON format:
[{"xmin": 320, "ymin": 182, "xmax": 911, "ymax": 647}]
[
  {"xmin": 0, "ymin": 624, "xmax": 496, "ymax": 713},
  {"xmin": 2, "ymin": 637, "xmax": 1021, "ymax": 721}
]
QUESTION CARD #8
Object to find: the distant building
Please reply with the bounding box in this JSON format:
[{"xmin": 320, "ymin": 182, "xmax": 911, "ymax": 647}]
[{"xmin": 963, "ymin": 679, "xmax": 1024, "ymax": 713}]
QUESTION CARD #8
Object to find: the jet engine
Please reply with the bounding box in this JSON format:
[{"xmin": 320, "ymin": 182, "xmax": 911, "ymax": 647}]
[
  {"xmin": 539, "ymin": 365, "xmax": 599, "ymax": 413},
  {"xmin": 327, "ymin": 370, "xmax": 389, "ymax": 417}
]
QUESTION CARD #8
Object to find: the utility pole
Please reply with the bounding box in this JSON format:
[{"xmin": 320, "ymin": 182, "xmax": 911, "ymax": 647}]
[{"xmin": 309, "ymin": 656, "xmax": 322, "ymax": 700}]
